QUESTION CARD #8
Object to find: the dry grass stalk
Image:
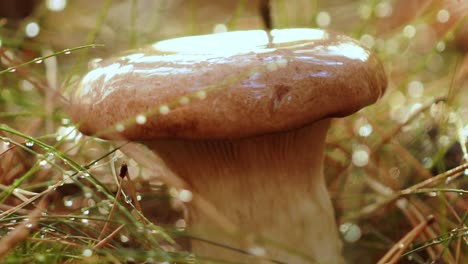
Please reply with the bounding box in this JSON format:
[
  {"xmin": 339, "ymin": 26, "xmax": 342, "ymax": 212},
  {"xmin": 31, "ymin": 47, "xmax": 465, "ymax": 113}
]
[
  {"xmin": 0, "ymin": 194, "xmax": 50, "ymax": 260},
  {"xmin": 377, "ymin": 215, "xmax": 435, "ymax": 264},
  {"xmin": 94, "ymin": 224, "xmax": 125, "ymax": 249},
  {"xmin": 97, "ymin": 167, "xmax": 125, "ymax": 241}
]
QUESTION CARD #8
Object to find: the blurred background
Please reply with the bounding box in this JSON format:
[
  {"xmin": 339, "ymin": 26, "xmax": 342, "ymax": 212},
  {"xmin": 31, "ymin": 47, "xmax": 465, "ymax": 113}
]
[{"xmin": 0, "ymin": 0, "xmax": 467, "ymax": 263}]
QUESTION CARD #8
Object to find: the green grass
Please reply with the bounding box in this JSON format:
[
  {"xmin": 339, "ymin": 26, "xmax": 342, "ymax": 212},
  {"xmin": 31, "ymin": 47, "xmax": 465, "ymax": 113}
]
[{"xmin": 1, "ymin": 0, "xmax": 467, "ymax": 263}]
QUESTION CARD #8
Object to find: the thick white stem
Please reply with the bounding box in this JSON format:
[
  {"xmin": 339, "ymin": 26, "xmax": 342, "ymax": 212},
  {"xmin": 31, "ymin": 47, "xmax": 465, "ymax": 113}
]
[{"xmin": 146, "ymin": 119, "xmax": 343, "ymax": 263}]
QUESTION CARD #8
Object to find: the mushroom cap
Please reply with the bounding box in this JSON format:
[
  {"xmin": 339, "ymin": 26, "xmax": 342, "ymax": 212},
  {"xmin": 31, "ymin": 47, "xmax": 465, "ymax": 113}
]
[{"xmin": 70, "ymin": 28, "xmax": 387, "ymax": 140}]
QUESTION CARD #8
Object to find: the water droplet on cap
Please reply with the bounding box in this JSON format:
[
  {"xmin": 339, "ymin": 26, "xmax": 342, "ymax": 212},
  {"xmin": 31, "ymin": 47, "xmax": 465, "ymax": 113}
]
[
  {"xmin": 136, "ymin": 114, "xmax": 147, "ymax": 124},
  {"xmin": 159, "ymin": 105, "xmax": 170, "ymax": 115}
]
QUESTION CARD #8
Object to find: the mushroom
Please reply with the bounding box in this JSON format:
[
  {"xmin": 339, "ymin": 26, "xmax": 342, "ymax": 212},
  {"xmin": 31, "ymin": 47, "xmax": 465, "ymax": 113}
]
[{"xmin": 69, "ymin": 28, "xmax": 387, "ymax": 263}]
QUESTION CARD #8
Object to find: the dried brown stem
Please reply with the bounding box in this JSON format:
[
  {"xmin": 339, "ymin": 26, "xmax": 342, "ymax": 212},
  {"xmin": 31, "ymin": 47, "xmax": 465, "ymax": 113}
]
[
  {"xmin": 94, "ymin": 224, "xmax": 125, "ymax": 249},
  {"xmin": 0, "ymin": 194, "xmax": 50, "ymax": 260},
  {"xmin": 97, "ymin": 175, "xmax": 123, "ymax": 241},
  {"xmin": 377, "ymin": 215, "xmax": 435, "ymax": 264}
]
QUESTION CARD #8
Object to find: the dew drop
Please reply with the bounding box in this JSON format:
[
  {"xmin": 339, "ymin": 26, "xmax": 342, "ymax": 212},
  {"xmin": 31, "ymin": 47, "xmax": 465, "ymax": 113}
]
[
  {"xmin": 56, "ymin": 125, "xmax": 78, "ymax": 141},
  {"xmin": 376, "ymin": 2, "xmax": 393, "ymax": 18},
  {"xmin": 60, "ymin": 119, "xmax": 70, "ymax": 127},
  {"xmin": 248, "ymin": 246, "xmax": 266, "ymax": 256},
  {"xmin": 46, "ymin": 0, "xmax": 67, "ymax": 12},
  {"xmin": 437, "ymin": 9, "xmax": 450, "ymax": 23},
  {"xmin": 438, "ymin": 135, "xmax": 450, "ymax": 147},
  {"xmin": 195, "ymin": 90, "xmax": 207, "ymax": 100},
  {"xmin": 159, "ymin": 105, "xmax": 170, "ymax": 115},
  {"xmin": 179, "ymin": 96, "xmax": 190, "ymax": 105},
  {"xmin": 316, "ymin": 11, "xmax": 331, "ymax": 28},
  {"xmin": 407, "ymin": 81, "xmax": 424, "ymax": 98},
  {"xmin": 360, "ymin": 34, "xmax": 375, "ymax": 48},
  {"xmin": 115, "ymin": 123, "xmax": 125, "ymax": 132},
  {"xmin": 339, "ymin": 222, "xmax": 362, "ymax": 243},
  {"xmin": 352, "ymin": 145, "xmax": 370, "ymax": 167},
  {"xmin": 445, "ymin": 176, "xmax": 453, "ymax": 184},
  {"xmin": 98, "ymin": 205, "xmax": 110, "ymax": 215},
  {"xmin": 120, "ymin": 235, "xmax": 129, "ymax": 243},
  {"xmin": 178, "ymin": 189, "xmax": 193, "ymax": 202},
  {"xmin": 136, "ymin": 114, "xmax": 147, "ymax": 125},
  {"xmin": 20, "ymin": 80, "xmax": 34, "ymax": 91},
  {"xmin": 25, "ymin": 141, "xmax": 34, "ymax": 147},
  {"xmin": 87, "ymin": 201, "xmax": 95, "ymax": 210},
  {"xmin": 436, "ymin": 41, "xmax": 446, "ymax": 52},
  {"xmin": 403, "ymin": 25, "xmax": 416, "ymax": 39},
  {"xmin": 25, "ymin": 223, "xmax": 33, "ymax": 228},
  {"xmin": 145, "ymin": 257, "xmax": 155, "ymax": 264},
  {"xmin": 63, "ymin": 198, "xmax": 73, "ymax": 207},
  {"xmin": 35, "ymin": 59, "xmax": 43, "ymax": 64},
  {"xmin": 36, "ymin": 254, "xmax": 45, "ymax": 262},
  {"xmin": 80, "ymin": 172, "xmax": 90, "ymax": 179},
  {"xmin": 64, "ymin": 49, "xmax": 71, "ymax": 55},
  {"xmin": 82, "ymin": 249, "xmax": 93, "ymax": 257},
  {"xmin": 8, "ymin": 68, "xmax": 16, "ymax": 73},
  {"xmin": 39, "ymin": 160, "xmax": 48, "ymax": 166},
  {"xmin": 358, "ymin": 124, "xmax": 373, "ymax": 137},
  {"xmin": 358, "ymin": 5, "xmax": 372, "ymax": 19},
  {"xmin": 213, "ymin": 23, "xmax": 227, "ymax": 33},
  {"xmin": 396, "ymin": 198, "xmax": 408, "ymax": 208},
  {"xmin": 25, "ymin": 22, "xmax": 40, "ymax": 38}
]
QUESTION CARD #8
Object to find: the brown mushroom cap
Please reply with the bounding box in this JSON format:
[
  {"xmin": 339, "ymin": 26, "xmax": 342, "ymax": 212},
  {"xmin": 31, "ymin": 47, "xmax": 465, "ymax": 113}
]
[{"xmin": 70, "ymin": 28, "xmax": 387, "ymax": 139}]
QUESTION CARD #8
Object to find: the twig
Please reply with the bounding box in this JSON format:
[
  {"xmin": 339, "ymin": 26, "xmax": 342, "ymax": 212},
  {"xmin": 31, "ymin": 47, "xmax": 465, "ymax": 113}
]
[
  {"xmin": 97, "ymin": 164, "xmax": 126, "ymax": 241},
  {"xmin": 377, "ymin": 215, "xmax": 435, "ymax": 264},
  {"xmin": 0, "ymin": 194, "xmax": 50, "ymax": 260},
  {"xmin": 343, "ymin": 162, "xmax": 468, "ymax": 221},
  {"xmin": 400, "ymin": 163, "xmax": 468, "ymax": 195},
  {"xmin": 121, "ymin": 163, "xmax": 143, "ymax": 213},
  {"xmin": 94, "ymin": 224, "xmax": 125, "ymax": 249}
]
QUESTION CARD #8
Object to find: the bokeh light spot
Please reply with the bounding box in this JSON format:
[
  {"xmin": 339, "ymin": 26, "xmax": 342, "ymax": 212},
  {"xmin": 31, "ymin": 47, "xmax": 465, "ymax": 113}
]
[
  {"xmin": 403, "ymin": 25, "xmax": 416, "ymax": 39},
  {"xmin": 46, "ymin": 0, "xmax": 67, "ymax": 12},
  {"xmin": 25, "ymin": 22, "xmax": 40, "ymax": 38},
  {"xmin": 316, "ymin": 11, "xmax": 331, "ymax": 28},
  {"xmin": 436, "ymin": 9, "xmax": 450, "ymax": 23}
]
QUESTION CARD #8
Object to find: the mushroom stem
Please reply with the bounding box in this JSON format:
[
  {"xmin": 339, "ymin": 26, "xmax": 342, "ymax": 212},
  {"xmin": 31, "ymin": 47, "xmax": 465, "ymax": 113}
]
[{"xmin": 146, "ymin": 119, "xmax": 343, "ymax": 263}]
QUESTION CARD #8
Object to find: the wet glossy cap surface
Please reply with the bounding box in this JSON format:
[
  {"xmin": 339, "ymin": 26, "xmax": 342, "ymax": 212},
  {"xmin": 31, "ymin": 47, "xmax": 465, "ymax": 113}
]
[{"xmin": 70, "ymin": 28, "xmax": 387, "ymax": 139}]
